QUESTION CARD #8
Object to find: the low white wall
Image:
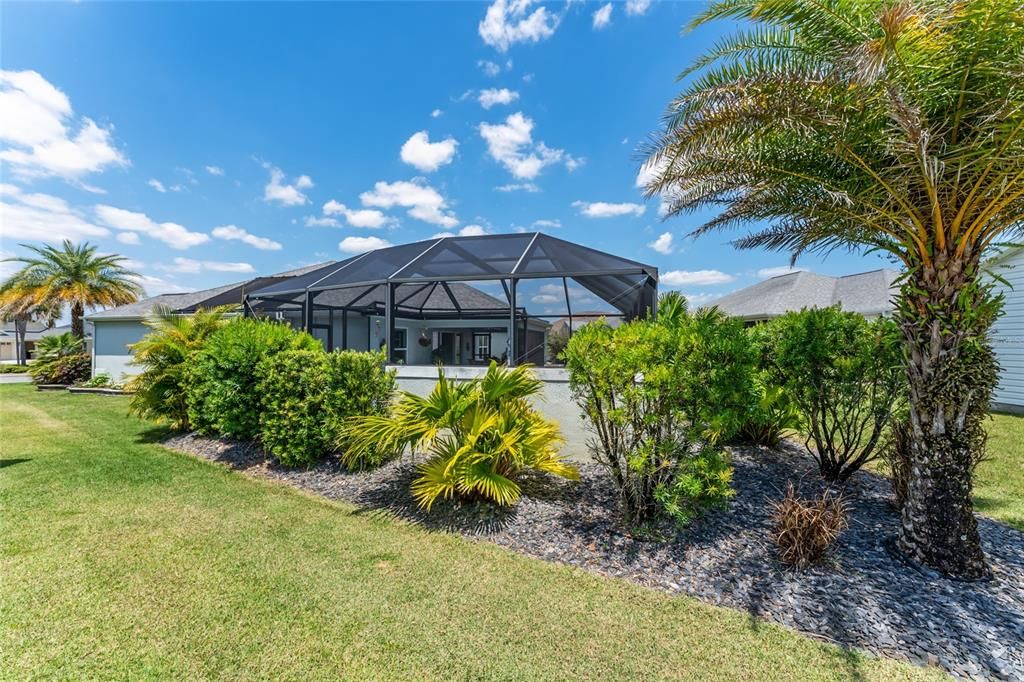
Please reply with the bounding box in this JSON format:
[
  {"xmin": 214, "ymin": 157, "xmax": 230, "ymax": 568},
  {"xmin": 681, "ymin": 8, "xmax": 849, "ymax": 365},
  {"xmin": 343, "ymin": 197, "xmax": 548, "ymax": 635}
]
[{"xmin": 391, "ymin": 365, "xmax": 592, "ymax": 462}]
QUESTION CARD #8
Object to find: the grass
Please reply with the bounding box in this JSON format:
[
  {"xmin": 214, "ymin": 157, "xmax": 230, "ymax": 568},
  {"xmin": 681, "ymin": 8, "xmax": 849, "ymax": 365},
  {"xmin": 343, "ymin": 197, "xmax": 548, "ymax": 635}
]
[
  {"xmin": 0, "ymin": 385, "xmax": 940, "ymax": 680},
  {"xmin": 0, "ymin": 364, "xmax": 29, "ymax": 374},
  {"xmin": 975, "ymin": 412, "xmax": 1024, "ymax": 530}
]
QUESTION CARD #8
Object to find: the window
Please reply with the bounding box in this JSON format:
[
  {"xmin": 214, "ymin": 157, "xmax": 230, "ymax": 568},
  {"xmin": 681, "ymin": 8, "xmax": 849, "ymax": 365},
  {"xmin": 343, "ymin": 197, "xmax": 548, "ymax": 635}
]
[
  {"xmin": 392, "ymin": 328, "xmax": 407, "ymax": 364},
  {"xmin": 473, "ymin": 333, "xmax": 491, "ymax": 361}
]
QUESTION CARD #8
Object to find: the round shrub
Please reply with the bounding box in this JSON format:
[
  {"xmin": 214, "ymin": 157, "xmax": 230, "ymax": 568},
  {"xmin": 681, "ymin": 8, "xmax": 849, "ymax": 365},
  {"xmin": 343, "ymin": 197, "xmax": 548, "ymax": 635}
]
[
  {"xmin": 257, "ymin": 348, "xmax": 396, "ymax": 468},
  {"xmin": 185, "ymin": 318, "xmax": 321, "ymax": 439}
]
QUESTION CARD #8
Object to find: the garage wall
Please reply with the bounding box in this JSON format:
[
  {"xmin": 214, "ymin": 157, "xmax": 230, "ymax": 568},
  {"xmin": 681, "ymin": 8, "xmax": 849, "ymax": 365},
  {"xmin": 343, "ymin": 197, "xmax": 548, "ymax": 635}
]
[{"xmin": 92, "ymin": 320, "xmax": 147, "ymax": 381}]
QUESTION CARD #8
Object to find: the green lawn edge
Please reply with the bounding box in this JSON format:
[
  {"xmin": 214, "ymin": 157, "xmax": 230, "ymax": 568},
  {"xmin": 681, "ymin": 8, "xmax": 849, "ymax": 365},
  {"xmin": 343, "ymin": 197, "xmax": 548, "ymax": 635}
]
[{"xmin": 1, "ymin": 384, "xmax": 954, "ymax": 680}]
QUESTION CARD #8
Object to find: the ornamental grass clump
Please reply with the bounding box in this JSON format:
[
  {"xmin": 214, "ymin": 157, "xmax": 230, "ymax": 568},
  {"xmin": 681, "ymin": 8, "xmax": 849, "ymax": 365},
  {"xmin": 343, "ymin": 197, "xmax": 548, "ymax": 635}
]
[
  {"xmin": 341, "ymin": 362, "xmax": 578, "ymax": 509},
  {"xmin": 771, "ymin": 484, "xmax": 849, "ymax": 570},
  {"xmin": 563, "ymin": 302, "xmax": 755, "ymax": 532}
]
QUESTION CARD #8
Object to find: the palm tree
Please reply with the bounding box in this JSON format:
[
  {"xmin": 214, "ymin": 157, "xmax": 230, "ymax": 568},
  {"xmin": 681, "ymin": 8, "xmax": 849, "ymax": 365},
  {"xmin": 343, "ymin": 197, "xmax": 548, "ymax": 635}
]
[
  {"xmin": 0, "ymin": 280, "xmax": 60, "ymax": 365},
  {"xmin": 642, "ymin": 0, "xmax": 1023, "ymax": 579},
  {"xmin": 127, "ymin": 305, "xmax": 234, "ymax": 430},
  {"xmin": 2, "ymin": 240, "xmax": 143, "ymax": 339}
]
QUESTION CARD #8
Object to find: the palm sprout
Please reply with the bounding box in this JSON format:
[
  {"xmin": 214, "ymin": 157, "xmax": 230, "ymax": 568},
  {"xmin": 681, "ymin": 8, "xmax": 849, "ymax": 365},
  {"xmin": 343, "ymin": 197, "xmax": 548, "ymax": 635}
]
[
  {"xmin": 643, "ymin": 0, "xmax": 1023, "ymax": 578},
  {"xmin": 342, "ymin": 362, "xmax": 579, "ymax": 509}
]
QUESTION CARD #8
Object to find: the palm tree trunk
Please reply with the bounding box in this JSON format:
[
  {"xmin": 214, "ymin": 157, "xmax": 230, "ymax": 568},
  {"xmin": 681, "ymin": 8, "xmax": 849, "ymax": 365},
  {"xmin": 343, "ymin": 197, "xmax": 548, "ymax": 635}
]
[
  {"xmin": 15, "ymin": 316, "xmax": 27, "ymax": 365},
  {"xmin": 895, "ymin": 256, "xmax": 998, "ymax": 580},
  {"xmin": 71, "ymin": 301, "xmax": 85, "ymax": 339}
]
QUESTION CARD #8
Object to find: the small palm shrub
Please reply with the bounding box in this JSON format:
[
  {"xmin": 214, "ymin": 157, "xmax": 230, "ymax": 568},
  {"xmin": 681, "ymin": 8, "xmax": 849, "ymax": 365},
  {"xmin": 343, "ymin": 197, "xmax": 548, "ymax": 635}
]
[
  {"xmin": 735, "ymin": 378, "xmax": 803, "ymax": 448},
  {"xmin": 127, "ymin": 305, "xmax": 233, "ymax": 430},
  {"xmin": 185, "ymin": 318, "xmax": 321, "ymax": 439},
  {"xmin": 563, "ymin": 310, "xmax": 754, "ymax": 531},
  {"xmin": 257, "ymin": 348, "xmax": 395, "ymax": 468},
  {"xmin": 771, "ymin": 484, "xmax": 848, "ymax": 569},
  {"xmin": 29, "ymin": 333, "xmax": 88, "ymax": 384},
  {"xmin": 342, "ymin": 362, "xmax": 578, "ymax": 509},
  {"xmin": 758, "ymin": 307, "xmax": 904, "ymax": 483},
  {"xmin": 81, "ymin": 373, "xmax": 112, "ymax": 388}
]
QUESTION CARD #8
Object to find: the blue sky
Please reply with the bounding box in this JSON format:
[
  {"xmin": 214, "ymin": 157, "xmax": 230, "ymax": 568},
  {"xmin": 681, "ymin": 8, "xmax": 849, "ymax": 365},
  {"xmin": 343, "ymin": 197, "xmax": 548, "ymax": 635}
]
[{"xmin": 1, "ymin": 0, "xmax": 891, "ymax": 312}]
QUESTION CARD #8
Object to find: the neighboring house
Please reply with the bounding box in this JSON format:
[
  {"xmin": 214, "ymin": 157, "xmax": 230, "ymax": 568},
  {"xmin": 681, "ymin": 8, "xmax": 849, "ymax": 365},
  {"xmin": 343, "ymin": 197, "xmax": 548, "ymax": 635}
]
[
  {"xmin": 85, "ymin": 264, "xmax": 549, "ymax": 380},
  {"xmin": 988, "ymin": 247, "xmax": 1024, "ymax": 413},
  {"xmin": 548, "ymin": 311, "xmax": 625, "ymax": 338},
  {"xmin": 0, "ymin": 322, "xmax": 91, "ymax": 363},
  {"xmin": 708, "ymin": 269, "xmax": 901, "ymax": 323}
]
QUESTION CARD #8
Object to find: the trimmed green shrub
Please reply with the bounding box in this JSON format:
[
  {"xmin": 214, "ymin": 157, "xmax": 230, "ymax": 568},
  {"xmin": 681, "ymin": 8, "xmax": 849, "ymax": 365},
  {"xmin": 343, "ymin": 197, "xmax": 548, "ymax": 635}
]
[
  {"xmin": 257, "ymin": 349, "xmax": 396, "ymax": 468},
  {"xmin": 185, "ymin": 318, "xmax": 321, "ymax": 439},
  {"xmin": 0, "ymin": 364, "xmax": 30, "ymax": 374},
  {"xmin": 34, "ymin": 353, "xmax": 90, "ymax": 385},
  {"xmin": 758, "ymin": 306, "xmax": 904, "ymax": 483},
  {"xmin": 563, "ymin": 309, "xmax": 755, "ymax": 532},
  {"xmin": 29, "ymin": 333, "xmax": 88, "ymax": 384}
]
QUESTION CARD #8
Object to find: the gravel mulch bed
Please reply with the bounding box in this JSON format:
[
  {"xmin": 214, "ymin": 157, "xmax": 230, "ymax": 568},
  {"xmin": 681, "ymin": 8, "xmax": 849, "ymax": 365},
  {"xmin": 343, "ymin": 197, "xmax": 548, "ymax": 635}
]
[{"xmin": 164, "ymin": 433, "xmax": 1024, "ymax": 680}]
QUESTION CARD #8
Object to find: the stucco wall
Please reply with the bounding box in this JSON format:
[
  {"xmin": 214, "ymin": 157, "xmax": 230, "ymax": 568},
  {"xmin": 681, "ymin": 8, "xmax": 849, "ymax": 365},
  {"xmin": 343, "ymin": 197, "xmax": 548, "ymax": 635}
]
[
  {"xmin": 392, "ymin": 365, "xmax": 591, "ymax": 462},
  {"xmin": 92, "ymin": 320, "xmax": 147, "ymax": 381}
]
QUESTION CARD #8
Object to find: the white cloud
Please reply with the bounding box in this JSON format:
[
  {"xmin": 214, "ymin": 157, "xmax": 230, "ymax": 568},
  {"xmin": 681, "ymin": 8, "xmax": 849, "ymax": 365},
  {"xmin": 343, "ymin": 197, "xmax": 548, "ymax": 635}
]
[
  {"xmin": 648, "ymin": 231, "xmax": 674, "ymax": 254},
  {"xmin": 478, "ymin": 88, "xmax": 519, "ymax": 109},
  {"xmin": 431, "ymin": 109, "xmax": 443, "ymax": 118},
  {"xmin": 148, "ymin": 179, "xmax": 166, "ymax": 193},
  {"xmin": 758, "ymin": 265, "xmax": 806, "ymax": 278},
  {"xmin": 400, "ymin": 131, "xmax": 458, "ymax": 173},
  {"xmin": 322, "ymin": 200, "xmax": 396, "ymax": 229},
  {"xmin": 205, "ymin": 165, "xmax": 224, "ymax": 176},
  {"xmin": 531, "ymin": 218, "xmax": 561, "ymax": 229},
  {"xmin": 635, "ymin": 157, "xmax": 667, "ymax": 189},
  {"xmin": 432, "ymin": 225, "xmax": 490, "ymax": 239},
  {"xmin": 478, "ymin": 0, "xmax": 560, "ymax": 52},
  {"xmin": 0, "ymin": 70, "xmax": 128, "ymax": 183},
  {"xmin": 661, "ymin": 270, "xmax": 735, "ymax": 286},
  {"xmin": 360, "ymin": 179, "xmax": 458, "ymax": 228},
  {"xmin": 625, "ymin": 0, "xmax": 652, "ymax": 16},
  {"xmin": 262, "ymin": 163, "xmax": 312, "ymax": 206},
  {"xmin": 94, "ymin": 205, "xmax": 209, "ymax": 249},
  {"xmin": 116, "ymin": 231, "xmax": 140, "ymax": 245},
  {"xmin": 159, "ymin": 257, "xmax": 254, "ymax": 274},
  {"xmin": 478, "ymin": 60, "xmax": 502, "ymax": 77},
  {"xmin": 211, "ymin": 224, "xmax": 282, "ymax": 251},
  {"xmin": 593, "ymin": 3, "xmax": 613, "ymax": 29},
  {"xmin": 495, "ymin": 182, "xmax": 539, "ymax": 192},
  {"xmin": 479, "ymin": 112, "xmax": 578, "ymax": 180},
  {"xmin": 305, "ymin": 215, "xmax": 342, "ymax": 228},
  {"xmin": 531, "ymin": 282, "xmax": 593, "ymax": 305},
  {"xmin": 0, "ymin": 185, "xmax": 111, "ymax": 243},
  {"xmin": 572, "ymin": 200, "xmax": 645, "ymax": 218},
  {"xmin": 339, "ymin": 236, "xmax": 391, "ymax": 254}
]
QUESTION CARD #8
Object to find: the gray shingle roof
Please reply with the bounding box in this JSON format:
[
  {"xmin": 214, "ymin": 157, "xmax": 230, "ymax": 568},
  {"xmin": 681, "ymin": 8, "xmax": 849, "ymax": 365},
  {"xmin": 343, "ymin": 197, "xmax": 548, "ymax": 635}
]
[
  {"xmin": 86, "ymin": 262, "xmax": 334, "ymax": 321},
  {"xmin": 708, "ymin": 269, "xmax": 900, "ymax": 319}
]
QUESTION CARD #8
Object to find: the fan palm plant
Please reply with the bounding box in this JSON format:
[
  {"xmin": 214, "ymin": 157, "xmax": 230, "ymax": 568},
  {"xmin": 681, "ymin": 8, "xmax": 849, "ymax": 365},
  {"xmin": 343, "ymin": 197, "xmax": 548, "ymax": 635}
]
[
  {"xmin": 342, "ymin": 362, "xmax": 579, "ymax": 509},
  {"xmin": 642, "ymin": 0, "xmax": 1023, "ymax": 578},
  {"xmin": 2, "ymin": 240, "xmax": 143, "ymax": 338},
  {"xmin": 127, "ymin": 305, "xmax": 235, "ymax": 430}
]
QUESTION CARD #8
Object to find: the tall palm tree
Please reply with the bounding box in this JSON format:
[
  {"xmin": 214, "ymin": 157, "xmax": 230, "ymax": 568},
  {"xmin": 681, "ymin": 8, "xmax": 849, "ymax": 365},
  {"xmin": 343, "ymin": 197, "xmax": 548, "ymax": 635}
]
[
  {"xmin": 0, "ymin": 280, "xmax": 61, "ymax": 365},
  {"xmin": 643, "ymin": 0, "xmax": 1023, "ymax": 579},
  {"xmin": 2, "ymin": 240, "xmax": 143, "ymax": 339}
]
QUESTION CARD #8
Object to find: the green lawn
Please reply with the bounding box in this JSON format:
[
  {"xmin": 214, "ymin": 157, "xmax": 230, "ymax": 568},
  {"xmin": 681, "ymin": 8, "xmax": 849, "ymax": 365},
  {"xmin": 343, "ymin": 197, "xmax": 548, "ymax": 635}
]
[
  {"xmin": 0, "ymin": 384, "xmax": 941, "ymax": 680},
  {"xmin": 976, "ymin": 412, "xmax": 1024, "ymax": 530}
]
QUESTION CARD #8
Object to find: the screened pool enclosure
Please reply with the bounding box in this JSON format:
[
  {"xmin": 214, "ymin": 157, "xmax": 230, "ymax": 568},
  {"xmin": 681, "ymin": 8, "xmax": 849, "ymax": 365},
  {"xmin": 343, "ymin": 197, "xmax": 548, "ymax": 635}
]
[{"xmin": 245, "ymin": 233, "xmax": 658, "ymax": 367}]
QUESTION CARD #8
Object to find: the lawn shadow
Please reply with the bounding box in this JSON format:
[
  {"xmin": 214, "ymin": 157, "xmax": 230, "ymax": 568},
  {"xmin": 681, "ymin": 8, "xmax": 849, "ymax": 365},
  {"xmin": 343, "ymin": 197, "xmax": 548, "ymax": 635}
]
[
  {"xmin": 0, "ymin": 458, "xmax": 31, "ymax": 468},
  {"xmin": 135, "ymin": 424, "xmax": 173, "ymax": 444}
]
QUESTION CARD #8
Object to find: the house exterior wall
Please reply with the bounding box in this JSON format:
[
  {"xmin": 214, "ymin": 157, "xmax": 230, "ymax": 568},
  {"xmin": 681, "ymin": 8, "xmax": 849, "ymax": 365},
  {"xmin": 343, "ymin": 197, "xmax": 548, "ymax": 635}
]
[
  {"xmin": 989, "ymin": 248, "xmax": 1024, "ymax": 412},
  {"xmin": 92, "ymin": 320, "xmax": 148, "ymax": 380}
]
